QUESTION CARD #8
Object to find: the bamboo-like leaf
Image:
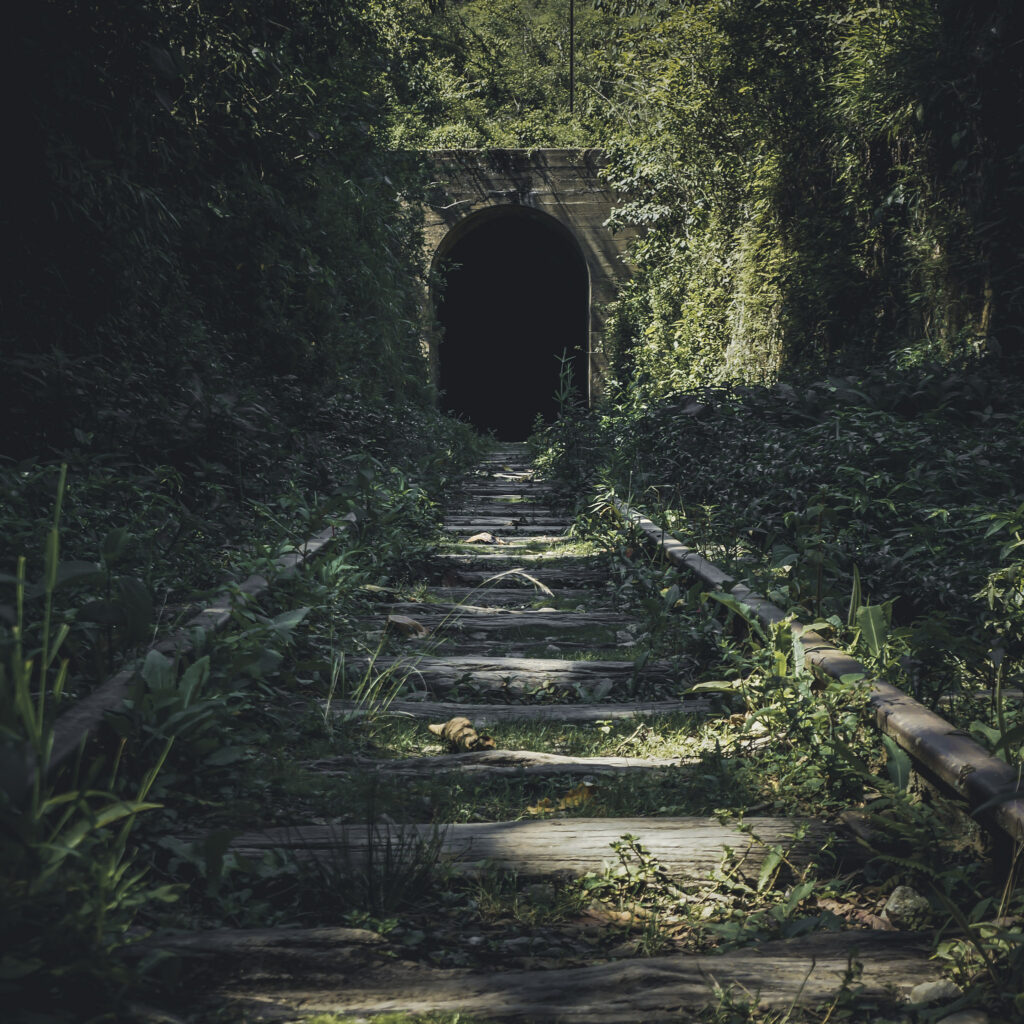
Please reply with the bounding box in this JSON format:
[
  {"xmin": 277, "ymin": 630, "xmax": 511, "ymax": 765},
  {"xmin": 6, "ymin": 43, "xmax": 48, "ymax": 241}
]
[
  {"xmin": 178, "ymin": 656, "xmax": 211, "ymax": 709},
  {"xmin": 847, "ymin": 564, "xmax": 861, "ymax": 627},
  {"xmin": 707, "ymin": 591, "xmax": 766, "ymax": 639},
  {"xmin": 52, "ymin": 799, "xmax": 162, "ymax": 853},
  {"xmin": 882, "ymin": 735, "xmax": 912, "ymax": 791},
  {"xmin": 757, "ymin": 845, "xmax": 784, "ymax": 892},
  {"xmin": 43, "ymin": 529, "xmax": 60, "ymax": 597}
]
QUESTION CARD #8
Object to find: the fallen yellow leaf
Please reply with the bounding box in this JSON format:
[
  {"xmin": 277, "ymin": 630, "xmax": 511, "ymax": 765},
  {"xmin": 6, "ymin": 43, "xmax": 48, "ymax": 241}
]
[
  {"xmin": 428, "ymin": 716, "xmax": 496, "ymax": 752},
  {"xmin": 386, "ymin": 614, "xmax": 429, "ymax": 637},
  {"xmin": 526, "ymin": 782, "xmax": 596, "ymax": 815}
]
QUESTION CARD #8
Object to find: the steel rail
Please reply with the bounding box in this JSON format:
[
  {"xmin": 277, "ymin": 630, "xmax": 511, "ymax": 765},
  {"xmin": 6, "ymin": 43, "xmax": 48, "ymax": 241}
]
[
  {"xmin": 615, "ymin": 498, "xmax": 1024, "ymax": 844},
  {"xmin": 18, "ymin": 522, "xmax": 344, "ymax": 796}
]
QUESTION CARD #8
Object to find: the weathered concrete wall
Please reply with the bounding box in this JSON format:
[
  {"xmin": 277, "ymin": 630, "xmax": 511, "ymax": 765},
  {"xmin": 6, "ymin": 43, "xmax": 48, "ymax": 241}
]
[{"xmin": 420, "ymin": 149, "xmax": 635, "ymax": 402}]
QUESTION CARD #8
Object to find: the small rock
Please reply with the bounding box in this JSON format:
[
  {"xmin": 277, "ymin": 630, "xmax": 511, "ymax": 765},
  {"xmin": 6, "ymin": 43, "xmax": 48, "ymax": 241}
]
[
  {"xmin": 883, "ymin": 885, "xmax": 932, "ymax": 929},
  {"xmin": 523, "ymin": 882, "xmax": 555, "ymax": 903},
  {"xmin": 615, "ymin": 631, "xmax": 633, "ymax": 643},
  {"xmin": 574, "ymin": 604, "xmax": 586, "ymax": 612},
  {"xmin": 545, "ymin": 643, "xmax": 561, "ymax": 653},
  {"xmin": 909, "ymin": 979, "xmax": 962, "ymax": 1007},
  {"xmin": 936, "ymin": 1012, "xmax": 988, "ymax": 1024},
  {"xmin": 537, "ymin": 606, "xmax": 558, "ymax": 612},
  {"xmin": 469, "ymin": 631, "xmax": 488, "ymax": 640},
  {"xmin": 466, "ymin": 935, "xmax": 485, "ymax": 947}
]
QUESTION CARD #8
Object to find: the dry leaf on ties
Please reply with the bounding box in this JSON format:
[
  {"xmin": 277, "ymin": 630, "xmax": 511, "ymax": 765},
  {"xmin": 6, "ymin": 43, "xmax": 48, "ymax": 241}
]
[
  {"xmin": 428, "ymin": 716, "xmax": 496, "ymax": 752},
  {"xmin": 386, "ymin": 614, "xmax": 429, "ymax": 637},
  {"xmin": 526, "ymin": 782, "xmax": 596, "ymax": 815}
]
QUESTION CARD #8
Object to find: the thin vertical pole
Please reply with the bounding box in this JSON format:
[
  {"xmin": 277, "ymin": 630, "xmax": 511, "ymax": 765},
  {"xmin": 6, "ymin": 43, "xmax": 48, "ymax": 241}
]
[{"xmin": 569, "ymin": 0, "xmax": 575, "ymax": 115}]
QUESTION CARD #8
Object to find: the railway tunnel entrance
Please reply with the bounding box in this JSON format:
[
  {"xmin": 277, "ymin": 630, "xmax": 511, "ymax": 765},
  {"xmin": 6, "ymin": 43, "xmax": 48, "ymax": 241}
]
[{"xmin": 434, "ymin": 207, "xmax": 589, "ymax": 440}]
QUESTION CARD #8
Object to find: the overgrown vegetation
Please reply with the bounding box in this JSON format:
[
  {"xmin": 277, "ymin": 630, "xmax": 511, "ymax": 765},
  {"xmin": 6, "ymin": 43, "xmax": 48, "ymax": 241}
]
[
  {"xmin": 1, "ymin": 2, "xmax": 485, "ymax": 1017},
  {"xmin": 550, "ymin": 364, "xmax": 1024, "ymax": 735},
  {"xmin": 6, "ymin": 0, "xmax": 1024, "ymax": 1020},
  {"xmin": 532, "ymin": 365, "xmax": 1024, "ymax": 1018},
  {"xmin": 597, "ymin": 0, "xmax": 1024, "ymax": 384},
  {"xmin": 381, "ymin": 1, "xmax": 1024, "ymax": 382},
  {"xmin": 375, "ymin": 0, "xmax": 618, "ymax": 148}
]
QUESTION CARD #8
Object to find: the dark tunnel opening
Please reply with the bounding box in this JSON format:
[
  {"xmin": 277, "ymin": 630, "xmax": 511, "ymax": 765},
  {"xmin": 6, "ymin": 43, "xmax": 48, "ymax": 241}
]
[{"xmin": 435, "ymin": 210, "xmax": 589, "ymax": 440}]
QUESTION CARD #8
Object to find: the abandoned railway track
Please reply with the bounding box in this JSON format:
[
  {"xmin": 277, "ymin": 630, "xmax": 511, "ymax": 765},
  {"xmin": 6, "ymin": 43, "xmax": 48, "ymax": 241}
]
[
  {"xmin": 26, "ymin": 444, "xmax": 1023, "ymax": 1022},
  {"xmin": 113, "ymin": 441, "xmax": 1022, "ymax": 1023}
]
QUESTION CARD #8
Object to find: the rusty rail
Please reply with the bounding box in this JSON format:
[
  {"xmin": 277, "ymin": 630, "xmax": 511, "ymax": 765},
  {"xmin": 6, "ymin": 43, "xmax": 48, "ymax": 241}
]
[
  {"xmin": 615, "ymin": 498, "xmax": 1024, "ymax": 844},
  {"xmin": 22, "ymin": 522, "xmax": 343, "ymax": 794}
]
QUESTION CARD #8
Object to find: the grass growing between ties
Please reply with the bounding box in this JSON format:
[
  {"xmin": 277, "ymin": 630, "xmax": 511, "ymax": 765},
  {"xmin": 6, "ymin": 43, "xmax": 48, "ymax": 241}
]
[
  {"xmin": 0, "ymin": 426, "xmax": 485, "ymax": 1020},
  {"xmin": 6, "ymin": 436, "xmax": 1017, "ymax": 1023}
]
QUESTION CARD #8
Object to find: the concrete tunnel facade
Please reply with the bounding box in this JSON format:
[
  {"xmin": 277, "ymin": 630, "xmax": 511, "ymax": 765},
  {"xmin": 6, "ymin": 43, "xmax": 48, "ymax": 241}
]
[{"xmin": 420, "ymin": 149, "xmax": 636, "ymax": 439}]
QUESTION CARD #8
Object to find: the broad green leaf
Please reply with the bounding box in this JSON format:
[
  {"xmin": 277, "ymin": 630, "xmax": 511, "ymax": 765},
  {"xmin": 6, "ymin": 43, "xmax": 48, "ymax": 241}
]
[
  {"xmin": 707, "ymin": 591, "xmax": 766, "ymax": 639},
  {"xmin": 771, "ymin": 648, "xmax": 788, "ymax": 677},
  {"xmin": 993, "ymin": 722, "xmax": 1024, "ymax": 757},
  {"xmin": 271, "ymin": 606, "xmax": 310, "ymax": 635},
  {"xmin": 855, "ymin": 604, "xmax": 888, "ymax": 658},
  {"xmin": 142, "ymin": 649, "xmax": 175, "ymax": 690},
  {"xmin": 178, "ymin": 656, "xmax": 210, "ymax": 707}
]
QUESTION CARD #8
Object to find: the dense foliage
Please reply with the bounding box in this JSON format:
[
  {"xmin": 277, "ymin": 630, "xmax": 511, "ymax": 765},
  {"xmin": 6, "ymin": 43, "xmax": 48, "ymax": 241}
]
[
  {"xmin": 1, "ymin": 0, "xmax": 480, "ymax": 681},
  {"xmin": 375, "ymin": 0, "xmax": 618, "ymax": 148},
  {"xmin": 1, "ymin": 7, "xmax": 479, "ymax": 1015},
  {"xmin": 4, "ymin": 0, "xmax": 431, "ymax": 467},
  {"xmin": 598, "ymin": 0, "xmax": 1024, "ymax": 385},
  {"xmin": 380, "ymin": 0, "xmax": 1024, "ymax": 382},
  {"xmin": 5, "ymin": 1, "xmax": 1024, "ymax": 1018},
  {"xmin": 537, "ymin": 361, "xmax": 1024, "ymax": 753}
]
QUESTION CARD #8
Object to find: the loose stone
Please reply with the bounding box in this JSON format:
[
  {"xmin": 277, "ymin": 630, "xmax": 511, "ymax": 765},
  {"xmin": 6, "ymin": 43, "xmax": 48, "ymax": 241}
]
[
  {"xmin": 908, "ymin": 979, "xmax": 963, "ymax": 1006},
  {"xmin": 883, "ymin": 885, "xmax": 932, "ymax": 929}
]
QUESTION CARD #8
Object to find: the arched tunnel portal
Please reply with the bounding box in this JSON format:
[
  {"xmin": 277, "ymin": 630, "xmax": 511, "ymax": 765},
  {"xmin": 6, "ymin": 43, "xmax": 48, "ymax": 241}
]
[{"xmin": 433, "ymin": 207, "xmax": 589, "ymax": 441}]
